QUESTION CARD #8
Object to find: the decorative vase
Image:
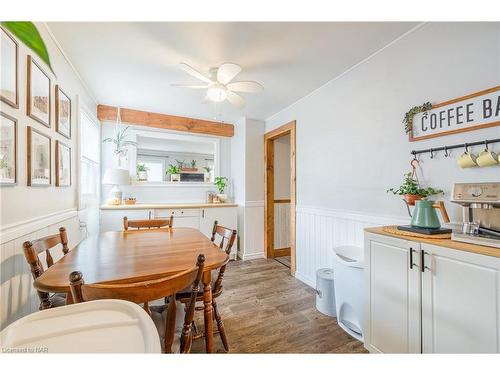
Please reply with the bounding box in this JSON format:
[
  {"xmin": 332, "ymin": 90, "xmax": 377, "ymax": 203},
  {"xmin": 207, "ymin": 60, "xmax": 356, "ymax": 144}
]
[
  {"xmin": 138, "ymin": 171, "xmax": 148, "ymax": 181},
  {"xmin": 217, "ymin": 193, "xmax": 227, "ymax": 203}
]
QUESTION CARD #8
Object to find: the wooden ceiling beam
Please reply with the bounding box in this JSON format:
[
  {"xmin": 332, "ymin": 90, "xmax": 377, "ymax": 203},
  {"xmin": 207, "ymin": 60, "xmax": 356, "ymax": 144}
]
[{"xmin": 97, "ymin": 105, "xmax": 234, "ymax": 137}]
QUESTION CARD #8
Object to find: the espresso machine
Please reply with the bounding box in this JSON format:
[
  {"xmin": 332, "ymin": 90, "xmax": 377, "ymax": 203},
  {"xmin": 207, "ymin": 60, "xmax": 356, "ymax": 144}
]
[{"xmin": 451, "ymin": 182, "xmax": 500, "ymax": 248}]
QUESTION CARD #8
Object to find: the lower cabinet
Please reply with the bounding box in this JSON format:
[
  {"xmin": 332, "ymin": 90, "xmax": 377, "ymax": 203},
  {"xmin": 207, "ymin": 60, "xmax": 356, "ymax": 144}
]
[
  {"xmin": 364, "ymin": 232, "xmax": 500, "ymax": 353},
  {"xmin": 100, "ymin": 206, "xmax": 238, "ymax": 258}
]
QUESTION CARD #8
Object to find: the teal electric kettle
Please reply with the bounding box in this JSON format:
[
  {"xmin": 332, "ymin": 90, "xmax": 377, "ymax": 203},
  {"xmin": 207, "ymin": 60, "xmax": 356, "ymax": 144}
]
[{"xmin": 408, "ymin": 200, "xmax": 450, "ymax": 229}]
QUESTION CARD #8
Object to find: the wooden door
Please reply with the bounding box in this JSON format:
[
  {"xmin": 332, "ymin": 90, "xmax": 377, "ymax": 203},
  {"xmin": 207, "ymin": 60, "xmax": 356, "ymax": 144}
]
[
  {"xmin": 421, "ymin": 243, "xmax": 500, "ymax": 353},
  {"xmin": 364, "ymin": 234, "xmax": 422, "ymax": 353}
]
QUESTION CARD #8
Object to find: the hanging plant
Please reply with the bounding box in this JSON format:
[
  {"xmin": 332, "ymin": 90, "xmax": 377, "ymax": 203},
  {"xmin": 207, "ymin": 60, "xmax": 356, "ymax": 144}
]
[
  {"xmin": 102, "ymin": 126, "xmax": 137, "ymax": 158},
  {"xmin": 403, "ymin": 102, "xmax": 432, "ymax": 134}
]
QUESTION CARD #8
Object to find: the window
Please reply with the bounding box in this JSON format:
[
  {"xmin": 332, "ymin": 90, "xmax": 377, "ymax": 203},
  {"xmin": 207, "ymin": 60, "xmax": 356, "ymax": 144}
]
[
  {"xmin": 138, "ymin": 157, "xmax": 165, "ymax": 182},
  {"xmin": 79, "ymin": 110, "xmax": 100, "ymax": 209}
]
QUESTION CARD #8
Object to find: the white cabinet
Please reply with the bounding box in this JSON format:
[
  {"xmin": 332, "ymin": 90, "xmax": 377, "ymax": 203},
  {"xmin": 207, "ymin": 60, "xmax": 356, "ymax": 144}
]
[
  {"xmin": 100, "ymin": 209, "xmax": 152, "ymax": 232},
  {"xmin": 199, "ymin": 207, "xmax": 238, "ymax": 258},
  {"xmin": 364, "ymin": 234, "xmax": 422, "ymax": 353},
  {"xmin": 365, "ymin": 232, "xmax": 500, "ymax": 353},
  {"xmin": 421, "ymin": 243, "xmax": 500, "ymax": 353},
  {"xmin": 100, "ymin": 205, "xmax": 239, "ymax": 258}
]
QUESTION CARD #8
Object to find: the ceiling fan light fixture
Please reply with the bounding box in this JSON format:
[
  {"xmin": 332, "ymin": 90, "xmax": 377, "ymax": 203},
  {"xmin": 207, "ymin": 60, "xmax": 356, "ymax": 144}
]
[{"xmin": 206, "ymin": 84, "xmax": 227, "ymax": 102}]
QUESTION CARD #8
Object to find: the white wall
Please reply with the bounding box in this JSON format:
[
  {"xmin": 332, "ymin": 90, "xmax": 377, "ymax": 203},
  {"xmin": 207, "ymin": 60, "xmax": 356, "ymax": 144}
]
[
  {"xmin": 230, "ymin": 118, "xmax": 265, "ymax": 259},
  {"xmin": 266, "ymin": 22, "xmax": 500, "ymax": 287},
  {"xmin": 1, "ymin": 23, "xmax": 95, "ymax": 328},
  {"xmin": 0, "ymin": 23, "xmax": 97, "ymax": 228},
  {"xmin": 274, "ymin": 134, "xmax": 291, "ymax": 200}
]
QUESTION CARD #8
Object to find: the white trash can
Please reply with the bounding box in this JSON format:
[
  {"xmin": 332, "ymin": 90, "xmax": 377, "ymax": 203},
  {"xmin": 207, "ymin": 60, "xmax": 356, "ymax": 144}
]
[
  {"xmin": 333, "ymin": 246, "xmax": 364, "ymax": 342},
  {"xmin": 315, "ymin": 268, "xmax": 336, "ymax": 317}
]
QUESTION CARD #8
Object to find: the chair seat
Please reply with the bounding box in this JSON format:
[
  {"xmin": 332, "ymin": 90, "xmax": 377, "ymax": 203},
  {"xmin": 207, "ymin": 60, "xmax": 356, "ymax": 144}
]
[{"xmin": 150, "ymin": 303, "xmax": 186, "ymax": 353}]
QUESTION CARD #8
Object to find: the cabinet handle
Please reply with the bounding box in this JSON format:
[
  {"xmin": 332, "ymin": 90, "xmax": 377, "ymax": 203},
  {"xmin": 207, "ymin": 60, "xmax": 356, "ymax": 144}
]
[
  {"xmin": 409, "ymin": 247, "xmax": 415, "ymax": 269},
  {"xmin": 420, "ymin": 250, "xmax": 431, "ymax": 272}
]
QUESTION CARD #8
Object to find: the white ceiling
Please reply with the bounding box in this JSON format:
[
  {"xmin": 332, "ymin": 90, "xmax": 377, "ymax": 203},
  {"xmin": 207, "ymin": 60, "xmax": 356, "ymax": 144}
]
[{"xmin": 47, "ymin": 22, "xmax": 418, "ymax": 123}]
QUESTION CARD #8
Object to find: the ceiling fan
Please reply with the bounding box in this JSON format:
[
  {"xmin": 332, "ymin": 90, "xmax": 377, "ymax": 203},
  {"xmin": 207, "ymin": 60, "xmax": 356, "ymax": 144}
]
[{"xmin": 172, "ymin": 63, "xmax": 263, "ymax": 108}]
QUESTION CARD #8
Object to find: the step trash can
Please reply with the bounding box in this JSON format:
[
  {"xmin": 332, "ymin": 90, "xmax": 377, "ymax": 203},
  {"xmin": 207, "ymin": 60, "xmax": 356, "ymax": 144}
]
[
  {"xmin": 315, "ymin": 268, "xmax": 336, "ymax": 317},
  {"xmin": 333, "ymin": 245, "xmax": 364, "ymax": 342}
]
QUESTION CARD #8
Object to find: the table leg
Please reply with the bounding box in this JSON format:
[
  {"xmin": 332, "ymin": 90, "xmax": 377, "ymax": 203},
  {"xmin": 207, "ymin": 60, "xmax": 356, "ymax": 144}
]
[{"xmin": 202, "ymin": 270, "xmax": 214, "ymax": 353}]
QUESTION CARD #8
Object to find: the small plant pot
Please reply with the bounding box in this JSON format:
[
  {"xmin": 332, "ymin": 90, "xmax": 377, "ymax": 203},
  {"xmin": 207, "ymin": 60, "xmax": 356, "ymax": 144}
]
[
  {"xmin": 404, "ymin": 194, "xmax": 423, "ymax": 206},
  {"xmin": 170, "ymin": 174, "xmax": 181, "ymax": 182},
  {"xmin": 204, "ymin": 173, "xmax": 211, "ymax": 183},
  {"xmin": 217, "ymin": 193, "xmax": 227, "ymax": 203},
  {"xmin": 137, "ymin": 171, "xmax": 148, "ymax": 181}
]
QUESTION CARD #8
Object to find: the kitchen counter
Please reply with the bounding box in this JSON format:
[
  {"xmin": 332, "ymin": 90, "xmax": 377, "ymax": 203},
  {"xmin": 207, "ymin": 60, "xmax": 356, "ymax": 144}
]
[
  {"xmin": 101, "ymin": 202, "xmax": 238, "ymax": 210},
  {"xmin": 365, "ymin": 227, "xmax": 500, "ymax": 258}
]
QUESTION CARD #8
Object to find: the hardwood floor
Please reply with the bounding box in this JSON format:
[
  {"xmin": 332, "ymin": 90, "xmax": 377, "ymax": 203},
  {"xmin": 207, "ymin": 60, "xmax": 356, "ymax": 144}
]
[{"xmin": 190, "ymin": 258, "xmax": 367, "ymax": 353}]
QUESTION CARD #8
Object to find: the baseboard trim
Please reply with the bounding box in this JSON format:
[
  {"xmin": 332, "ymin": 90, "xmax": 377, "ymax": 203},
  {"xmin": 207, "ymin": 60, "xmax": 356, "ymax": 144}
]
[
  {"xmin": 295, "ymin": 271, "xmax": 315, "ymax": 288},
  {"xmin": 242, "ymin": 252, "xmax": 266, "ymax": 260},
  {"xmin": 0, "ymin": 209, "xmax": 79, "ymax": 244}
]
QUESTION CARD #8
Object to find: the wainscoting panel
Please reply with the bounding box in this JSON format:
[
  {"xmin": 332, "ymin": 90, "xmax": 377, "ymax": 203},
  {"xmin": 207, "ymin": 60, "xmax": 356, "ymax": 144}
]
[
  {"xmin": 0, "ymin": 210, "xmax": 82, "ymax": 330},
  {"xmin": 242, "ymin": 201, "xmax": 265, "ymax": 260},
  {"xmin": 295, "ymin": 206, "xmax": 408, "ymax": 288},
  {"xmin": 274, "ymin": 202, "xmax": 291, "ymax": 249}
]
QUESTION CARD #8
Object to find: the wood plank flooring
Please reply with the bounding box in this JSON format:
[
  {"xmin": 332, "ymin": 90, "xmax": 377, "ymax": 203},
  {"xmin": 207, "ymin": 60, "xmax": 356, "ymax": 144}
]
[{"xmin": 190, "ymin": 258, "xmax": 367, "ymax": 353}]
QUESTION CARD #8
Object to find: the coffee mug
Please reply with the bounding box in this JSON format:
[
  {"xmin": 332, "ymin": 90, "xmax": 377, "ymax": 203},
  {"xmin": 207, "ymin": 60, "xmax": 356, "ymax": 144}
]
[
  {"xmin": 457, "ymin": 151, "xmax": 477, "ymax": 168},
  {"xmin": 476, "ymin": 149, "xmax": 499, "ymax": 167}
]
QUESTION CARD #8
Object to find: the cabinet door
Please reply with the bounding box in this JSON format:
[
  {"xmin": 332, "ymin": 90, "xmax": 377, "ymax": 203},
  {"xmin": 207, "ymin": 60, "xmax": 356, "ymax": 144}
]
[
  {"xmin": 364, "ymin": 234, "xmax": 421, "ymax": 353},
  {"xmin": 422, "ymin": 244, "xmax": 500, "ymax": 353},
  {"xmin": 100, "ymin": 209, "xmax": 152, "ymax": 232},
  {"xmin": 199, "ymin": 207, "xmax": 237, "ymax": 238}
]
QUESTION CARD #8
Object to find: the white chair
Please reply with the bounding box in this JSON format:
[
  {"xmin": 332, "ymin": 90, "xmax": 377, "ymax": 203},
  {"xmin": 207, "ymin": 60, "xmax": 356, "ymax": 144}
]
[{"xmin": 0, "ymin": 300, "xmax": 161, "ymax": 353}]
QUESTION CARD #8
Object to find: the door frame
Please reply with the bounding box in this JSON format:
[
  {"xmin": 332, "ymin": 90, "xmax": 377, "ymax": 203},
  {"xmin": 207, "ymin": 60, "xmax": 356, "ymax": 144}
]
[{"xmin": 264, "ymin": 121, "xmax": 296, "ymax": 274}]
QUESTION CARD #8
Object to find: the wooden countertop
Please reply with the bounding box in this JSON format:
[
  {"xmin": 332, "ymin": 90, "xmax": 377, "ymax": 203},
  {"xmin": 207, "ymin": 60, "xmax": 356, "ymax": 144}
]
[
  {"xmin": 365, "ymin": 227, "xmax": 500, "ymax": 258},
  {"xmin": 101, "ymin": 202, "xmax": 238, "ymax": 210}
]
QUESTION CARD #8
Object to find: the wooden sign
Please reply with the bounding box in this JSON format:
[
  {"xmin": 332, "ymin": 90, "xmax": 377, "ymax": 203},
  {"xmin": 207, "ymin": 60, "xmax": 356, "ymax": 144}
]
[{"xmin": 410, "ymin": 86, "xmax": 500, "ymax": 142}]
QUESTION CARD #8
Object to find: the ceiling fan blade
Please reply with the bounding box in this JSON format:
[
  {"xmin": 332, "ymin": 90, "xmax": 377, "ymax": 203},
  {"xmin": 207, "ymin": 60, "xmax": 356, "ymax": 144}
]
[
  {"xmin": 217, "ymin": 63, "xmax": 242, "ymax": 85},
  {"xmin": 179, "ymin": 63, "xmax": 212, "ymax": 84},
  {"xmin": 170, "ymin": 84, "xmax": 209, "ymax": 89},
  {"xmin": 226, "ymin": 91, "xmax": 245, "ymax": 108},
  {"xmin": 226, "ymin": 81, "xmax": 263, "ymax": 93}
]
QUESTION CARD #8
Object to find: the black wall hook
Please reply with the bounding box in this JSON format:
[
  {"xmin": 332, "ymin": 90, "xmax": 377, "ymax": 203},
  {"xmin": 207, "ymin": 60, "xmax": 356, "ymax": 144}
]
[{"xmin": 409, "ymin": 138, "xmax": 500, "ymax": 157}]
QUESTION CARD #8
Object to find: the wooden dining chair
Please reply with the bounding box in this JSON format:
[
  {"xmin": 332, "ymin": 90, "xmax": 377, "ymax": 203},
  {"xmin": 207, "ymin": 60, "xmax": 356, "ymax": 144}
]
[
  {"xmin": 176, "ymin": 221, "xmax": 236, "ymax": 352},
  {"xmin": 69, "ymin": 254, "xmax": 205, "ymax": 354},
  {"xmin": 22, "ymin": 227, "xmax": 70, "ymax": 310},
  {"xmin": 123, "ymin": 216, "xmax": 173, "ymax": 231}
]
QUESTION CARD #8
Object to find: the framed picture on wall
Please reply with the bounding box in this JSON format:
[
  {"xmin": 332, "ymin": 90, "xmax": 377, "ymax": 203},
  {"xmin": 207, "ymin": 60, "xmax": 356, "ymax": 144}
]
[
  {"xmin": 0, "ymin": 112, "xmax": 17, "ymax": 185},
  {"xmin": 55, "ymin": 140, "xmax": 71, "ymax": 187},
  {"xmin": 27, "ymin": 126, "xmax": 51, "ymax": 186},
  {"xmin": 55, "ymin": 85, "xmax": 71, "ymax": 139},
  {"xmin": 0, "ymin": 26, "xmax": 19, "ymax": 108},
  {"xmin": 27, "ymin": 55, "xmax": 51, "ymax": 127}
]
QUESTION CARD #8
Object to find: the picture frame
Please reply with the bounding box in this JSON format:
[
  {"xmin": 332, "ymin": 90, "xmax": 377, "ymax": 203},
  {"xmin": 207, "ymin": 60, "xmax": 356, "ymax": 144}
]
[
  {"xmin": 0, "ymin": 112, "xmax": 17, "ymax": 185},
  {"xmin": 55, "ymin": 140, "xmax": 71, "ymax": 187},
  {"xmin": 27, "ymin": 55, "xmax": 51, "ymax": 127},
  {"xmin": 27, "ymin": 126, "xmax": 51, "ymax": 186},
  {"xmin": 55, "ymin": 85, "xmax": 71, "ymax": 139},
  {"xmin": 0, "ymin": 26, "xmax": 19, "ymax": 108}
]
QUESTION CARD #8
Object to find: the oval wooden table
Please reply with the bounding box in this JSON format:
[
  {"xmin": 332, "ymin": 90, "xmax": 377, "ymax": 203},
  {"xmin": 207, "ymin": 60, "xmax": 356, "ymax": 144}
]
[{"xmin": 34, "ymin": 227, "xmax": 229, "ymax": 353}]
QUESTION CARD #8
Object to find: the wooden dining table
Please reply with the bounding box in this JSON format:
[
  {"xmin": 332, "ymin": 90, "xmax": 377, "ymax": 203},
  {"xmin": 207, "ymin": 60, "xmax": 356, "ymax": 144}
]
[{"xmin": 34, "ymin": 227, "xmax": 229, "ymax": 353}]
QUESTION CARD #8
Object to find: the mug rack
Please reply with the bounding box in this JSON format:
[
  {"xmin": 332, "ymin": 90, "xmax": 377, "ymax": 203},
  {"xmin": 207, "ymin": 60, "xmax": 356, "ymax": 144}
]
[{"xmin": 411, "ymin": 138, "xmax": 500, "ymax": 158}]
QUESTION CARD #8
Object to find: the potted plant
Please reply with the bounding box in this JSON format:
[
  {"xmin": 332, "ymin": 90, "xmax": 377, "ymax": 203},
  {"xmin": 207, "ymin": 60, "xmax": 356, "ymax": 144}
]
[
  {"xmin": 190, "ymin": 160, "xmax": 197, "ymax": 169},
  {"xmin": 387, "ymin": 172, "xmax": 444, "ymax": 205},
  {"xmin": 214, "ymin": 176, "xmax": 228, "ymax": 202},
  {"xmin": 136, "ymin": 164, "xmax": 148, "ymax": 181},
  {"xmin": 102, "ymin": 126, "xmax": 137, "ymax": 165},
  {"xmin": 167, "ymin": 164, "xmax": 181, "ymax": 182},
  {"xmin": 203, "ymin": 166, "xmax": 212, "ymax": 182}
]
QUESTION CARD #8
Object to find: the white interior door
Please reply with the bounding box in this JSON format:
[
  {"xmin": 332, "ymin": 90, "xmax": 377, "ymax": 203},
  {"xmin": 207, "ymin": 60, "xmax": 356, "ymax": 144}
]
[
  {"xmin": 421, "ymin": 244, "xmax": 500, "ymax": 353},
  {"xmin": 365, "ymin": 235, "xmax": 421, "ymax": 353},
  {"xmin": 77, "ymin": 104, "xmax": 101, "ymax": 237}
]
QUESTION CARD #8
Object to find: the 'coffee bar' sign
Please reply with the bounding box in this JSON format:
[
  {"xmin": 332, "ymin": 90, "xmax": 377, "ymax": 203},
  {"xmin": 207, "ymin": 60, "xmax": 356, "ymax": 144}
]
[{"xmin": 410, "ymin": 86, "xmax": 500, "ymax": 141}]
